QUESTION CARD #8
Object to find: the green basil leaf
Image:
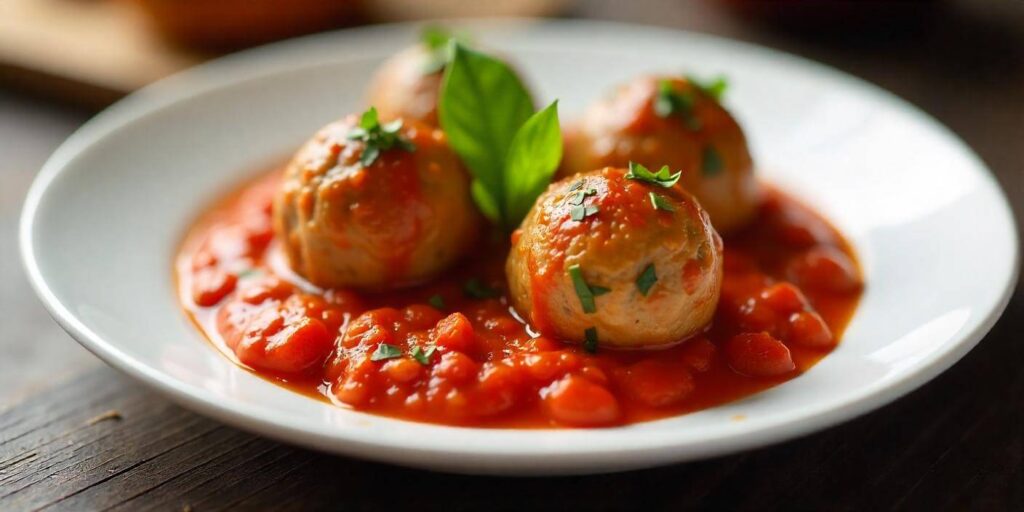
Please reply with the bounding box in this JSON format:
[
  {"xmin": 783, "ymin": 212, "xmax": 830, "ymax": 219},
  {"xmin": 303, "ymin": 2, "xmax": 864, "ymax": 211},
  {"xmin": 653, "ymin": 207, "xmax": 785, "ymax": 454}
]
[
  {"xmin": 439, "ymin": 43, "xmax": 535, "ymax": 225},
  {"xmin": 504, "ymin": 101, "xmax": 562, "ymax": 227}
]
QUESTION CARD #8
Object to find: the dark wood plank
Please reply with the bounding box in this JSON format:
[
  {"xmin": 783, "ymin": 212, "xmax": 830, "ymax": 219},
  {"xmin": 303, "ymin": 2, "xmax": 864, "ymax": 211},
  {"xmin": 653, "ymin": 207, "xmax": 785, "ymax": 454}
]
[{"xmin": 0, "ymin": 287, "xmax": 1020, "ymax": 511}]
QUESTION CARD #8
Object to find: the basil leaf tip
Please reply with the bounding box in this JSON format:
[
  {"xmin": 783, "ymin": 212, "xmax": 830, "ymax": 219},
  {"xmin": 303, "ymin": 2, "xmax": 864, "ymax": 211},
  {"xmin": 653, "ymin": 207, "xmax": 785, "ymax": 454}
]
[{"xmin": 439, "ymin": 44, "xmax": 561, "ymax": 231}]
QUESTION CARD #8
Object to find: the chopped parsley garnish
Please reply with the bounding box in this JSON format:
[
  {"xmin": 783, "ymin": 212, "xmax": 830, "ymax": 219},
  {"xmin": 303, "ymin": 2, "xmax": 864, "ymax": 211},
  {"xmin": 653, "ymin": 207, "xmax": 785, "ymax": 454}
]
[
  {"xmin": 567, "ymin": 186, "xmax": 597, "ymax": 206},
  {"xmin": 428, "ymin": 294, "xmax": 446, "ymax": 310},
  {"xmin": 410, "ymin": 345, "xmax": 437, "ymax": 365},
  {"xmin": 626, "ymin": 162, "xmax": 682, "ymax": 188},
  {"xmin": 636, "ymin": 264, "xmax": 658, "ymax": 296},
  {"xmin": 464, "ymin": 278, "xmax": 500, "ymax": 299},
  {"xmin": 370, "ymin": 343, "xmax": 403, "ymax": 361},
  {"xmin": 702, "ymin": 146, "xmax": 723, "ymax": 176},
  {"xmin": 653, "ymin": 79, "xmax": 701, "ymax": 130},
  {"xmin": 347, "ymin": 107, "xmax": 416, "ymax": 167},
  {"xmin": 583, "ymin": 327, "xmax": 599, "ymax": 353},
  {"xmin": 688, "ymin": 74, "xmax": 728, "ymax": 101},
  {"xmin": 570, "ymin": 204, "xmax": 599, "ymax": 221},
  {"xmin": 568, "ymin": 264, "xmax": 609, "ymax": 314},
  {"xmin": 649, "ymin": 192, "xmax": 676, "ymax": 212}
]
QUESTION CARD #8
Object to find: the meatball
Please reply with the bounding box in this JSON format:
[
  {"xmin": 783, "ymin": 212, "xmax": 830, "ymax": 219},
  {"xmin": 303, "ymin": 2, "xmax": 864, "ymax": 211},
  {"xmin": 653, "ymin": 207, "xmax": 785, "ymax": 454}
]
[
  {"xmin": 561, "ymin": 76, "xmax": 759, "ymax": 233},
  {"xmin": 273, "ymin": 114, "xmax": 481, "ymax": 290},
  {"xmin": 366, "ymin": 45, "xmax": 445, "ymax": 126},
  {"xmin": 507, "ymin": 167, "xmax": 723, "ymax": 348}
]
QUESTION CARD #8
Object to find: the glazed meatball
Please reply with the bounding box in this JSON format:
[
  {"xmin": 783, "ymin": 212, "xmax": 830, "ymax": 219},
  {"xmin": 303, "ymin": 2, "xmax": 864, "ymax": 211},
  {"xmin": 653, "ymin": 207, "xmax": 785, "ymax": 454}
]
[
  {"xmin": 562, "ymin": 76, "xmax": 759, "ymax": 233},
  {"xmin": 274, "ymin": 114, "xmax": 481, "ymax": 290},
  {"xmin": 366, "ymin": 45, "xmax": 445, "ymax": 126},
  {"xmin": 507, "ymin": 167, "xmax": 723, "ymax": 348}
]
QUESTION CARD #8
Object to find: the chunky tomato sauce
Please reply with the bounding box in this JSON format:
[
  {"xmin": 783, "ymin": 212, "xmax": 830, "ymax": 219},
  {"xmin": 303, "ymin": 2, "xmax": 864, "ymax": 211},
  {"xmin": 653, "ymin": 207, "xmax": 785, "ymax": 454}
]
[{"xmin": 176, "ymin": 169, "xmax": 862, "ymax": 428}]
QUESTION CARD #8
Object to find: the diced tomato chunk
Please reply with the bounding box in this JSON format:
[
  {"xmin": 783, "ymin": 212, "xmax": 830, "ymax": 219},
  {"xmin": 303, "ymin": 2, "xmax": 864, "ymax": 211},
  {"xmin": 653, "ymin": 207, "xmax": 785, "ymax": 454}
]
[
  {"xmin": 432, "ymin": 351, "xmax": 479, "ymax": 385},
  {"xmin": 233, "ymin": 296, "xmax": 334, "ymax": 374},
  {"xmin": 680, "ymin": 337, "xmax": 716, "ymax": 373},
  {"xmin": 431, "ymin": 313, "xmax": 476, "ymax": 353},
  {"xmin": 737, "ymin": 298, "xmax": 780, "ymax": 335},
  {"xmin": 403, "ymin": 304, "xmax": 444, "ymax": 331},
  {"xmin": 239, "ymin": 276, "xmax": 293, "ymax": 304},
  {"xmin": 520, "ymin": 351, "xmax": 580, "ymax": 382},
  {"xmin": 543, "ymin": 375, "xmax": 620, "ymax": 427},
  {"xmin": 471, "ymin": 362, "xmax": 522, "ymax": 416},
  {"xmin": 343, "ymin": 308, "xmax": 400, "ymax": 349},
  {"xmin": 615, "ymin": 360, "xmax": 695, "ymax": 407},
  {"xmin": 334, "ymin": 356, "xmax": 375, "ymax": 406},
  {"xmin": 789, "ymin": 247, "xmax": 861, "ymax": 293},
  {"xmin": 192, "ymin": 267, "xmax": 237, "ymax": 307},
  {"xmin": 579, "ymin": 365, "xmax": 609, "ymax": 386},
  {"xmin": 725, "ymin": 332, "xmax": 796, "ymax": 377},
  {"xmin": 382, "ymin": 358, "xmax": 424, "ymax": 384},
  {"xmin": 760, "ymin": 282, "xmax": 808, "ymax": 315},
  {"xmin": 527, "ymin": 336, "xmax": 562, "ymax": 352},
  {"xmin": 784, "ymin": 311, "xmax": 835, "ymax": 349}
]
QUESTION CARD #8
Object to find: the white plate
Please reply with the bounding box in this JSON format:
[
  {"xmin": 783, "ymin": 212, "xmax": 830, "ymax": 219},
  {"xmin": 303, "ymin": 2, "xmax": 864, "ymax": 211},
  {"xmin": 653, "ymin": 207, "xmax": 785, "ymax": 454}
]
[{"xmin": 20, "ymin": 19, "xmax": 1019, "ymax": 475}]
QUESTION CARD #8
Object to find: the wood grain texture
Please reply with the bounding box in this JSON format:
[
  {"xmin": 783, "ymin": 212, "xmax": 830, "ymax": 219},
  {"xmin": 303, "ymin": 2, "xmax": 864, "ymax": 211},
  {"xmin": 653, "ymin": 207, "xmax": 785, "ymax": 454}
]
[
  {"xmin": 2, "ymin": 0, "xmax": 1023, "ymax": 510},
  {"xmin": 1, "ymin": 286, "xmax": 1021, "ymax": 511}
]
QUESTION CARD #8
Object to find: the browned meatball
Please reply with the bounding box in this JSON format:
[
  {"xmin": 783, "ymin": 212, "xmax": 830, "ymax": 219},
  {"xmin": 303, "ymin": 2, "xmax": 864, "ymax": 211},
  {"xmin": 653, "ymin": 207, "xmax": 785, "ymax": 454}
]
[
  {"xmin": 562, "ymin": 76, "xmax": 759, "ymax": 233},
  {"xmin": 507, "ymin": 167, "xmax": 723, "ymax": 348},
  {"xmin": 366, "ymin": 45, "xmax": 445, "ymax": 126},
  {"xmin": 274, "ymin": 114, "xmax": 481, "ymax": 290}
]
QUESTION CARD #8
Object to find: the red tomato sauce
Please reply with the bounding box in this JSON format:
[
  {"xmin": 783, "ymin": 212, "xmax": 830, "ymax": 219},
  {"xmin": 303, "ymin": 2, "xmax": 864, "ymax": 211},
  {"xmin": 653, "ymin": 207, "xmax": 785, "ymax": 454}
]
[{"xmin": 176, "ymin": 169, "xmax": 863, "ymax": 428}]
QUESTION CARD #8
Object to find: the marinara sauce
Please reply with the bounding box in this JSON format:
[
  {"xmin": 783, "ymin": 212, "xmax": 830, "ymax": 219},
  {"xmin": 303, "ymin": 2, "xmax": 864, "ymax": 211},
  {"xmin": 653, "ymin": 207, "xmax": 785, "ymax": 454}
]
[{"xmin": 176, "ymin": 170, "xmax": 862, "ymax": 428}]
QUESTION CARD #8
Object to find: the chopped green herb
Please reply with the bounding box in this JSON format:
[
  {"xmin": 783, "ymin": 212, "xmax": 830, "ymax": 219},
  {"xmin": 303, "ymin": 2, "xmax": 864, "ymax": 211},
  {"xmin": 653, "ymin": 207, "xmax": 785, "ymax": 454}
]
[
  {"xmin": 371, "ymin": 343, "xmax": 403, "ymax": 361},
  {"xmin": 570, "ymin": 203, "xmax": 600, "ymax": 221},
  {"xmin": 570, "ymin": 205, "xmax": 585, "ymax": 221},
  {"xmin": 626, "ymin": 161, "xmax": 682, "ymax": 188},
  {"xmin": 348, "ymin": 107, "xmax": 416, "ymax": 167},
  {"xmin": 688, "ymin": 74, "xmax": 728, "ymax": 101},
  {"xmin": 649, "ymin": 192, "xmax": 676, "ymax": 212},
  {"xmin": 636, "ymin": 264, "xmax": 658, "ymax": 296},
  {"xmin": 566, "ymin": 186, "xmax": 596, "ymax": 207},
  {"xmin": 237, "ymin": 268, "xmax": 262, "ymax": 279},
  {"xmin": 568, "ymin": 264, "xmax": 608, "ymax": 314},
  {"xmin": 702, "ymin": 146, "xmax": 723, "ymax": 176},
  {"xmin": 428, "ymin": 294, "xmax": 446, "ymax": 310},
  {"xmin": 464, "ymin": 278, "xmax": 500, "ymax": 299},
  {"xmin": 654, "ymin": 79, "xmax": 701, "ymax": 130},
  {"xmin": 410, "ymin": 345, "xmax": 437, "ymax": 365},
  {"xmin": 583, "ymin": 327, "xmax": 599, "ymax": 353}
]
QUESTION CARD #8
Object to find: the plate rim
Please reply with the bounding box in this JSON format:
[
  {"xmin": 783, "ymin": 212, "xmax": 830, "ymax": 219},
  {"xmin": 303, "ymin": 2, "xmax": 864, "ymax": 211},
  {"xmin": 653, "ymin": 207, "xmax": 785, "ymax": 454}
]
[{"xmin": 19, "ymin": 18, "xmax": 1021, "ymax": 474}]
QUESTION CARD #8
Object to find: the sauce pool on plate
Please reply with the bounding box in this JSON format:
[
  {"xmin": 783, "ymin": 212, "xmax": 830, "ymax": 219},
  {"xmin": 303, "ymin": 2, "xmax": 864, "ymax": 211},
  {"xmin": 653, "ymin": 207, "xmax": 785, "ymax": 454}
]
[{"xmin": 176, "ymin": 170, "xmax": 862, "ymax": 428}]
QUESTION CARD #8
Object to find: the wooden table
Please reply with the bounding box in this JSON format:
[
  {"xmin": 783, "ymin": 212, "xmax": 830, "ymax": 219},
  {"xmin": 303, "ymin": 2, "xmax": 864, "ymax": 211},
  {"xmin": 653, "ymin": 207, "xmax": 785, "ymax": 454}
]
[{"xmin": 2, "ymin": 1, "xmax": 1022, "ymax": 509}]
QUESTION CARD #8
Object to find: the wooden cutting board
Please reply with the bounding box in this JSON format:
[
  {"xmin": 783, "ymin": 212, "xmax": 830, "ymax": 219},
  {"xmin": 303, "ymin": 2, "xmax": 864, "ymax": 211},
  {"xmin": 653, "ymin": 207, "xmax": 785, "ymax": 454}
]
[{"xmin": 0, "ymin": 0, "xmax": 203, "ymax": 106}]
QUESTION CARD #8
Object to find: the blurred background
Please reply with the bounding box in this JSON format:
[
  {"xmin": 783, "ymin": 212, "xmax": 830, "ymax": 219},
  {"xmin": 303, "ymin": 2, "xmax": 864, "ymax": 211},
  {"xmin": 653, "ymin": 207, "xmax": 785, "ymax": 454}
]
[{"xmin": 1, "ymin": 0, "xmax": 1022, "ymax": 406}]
